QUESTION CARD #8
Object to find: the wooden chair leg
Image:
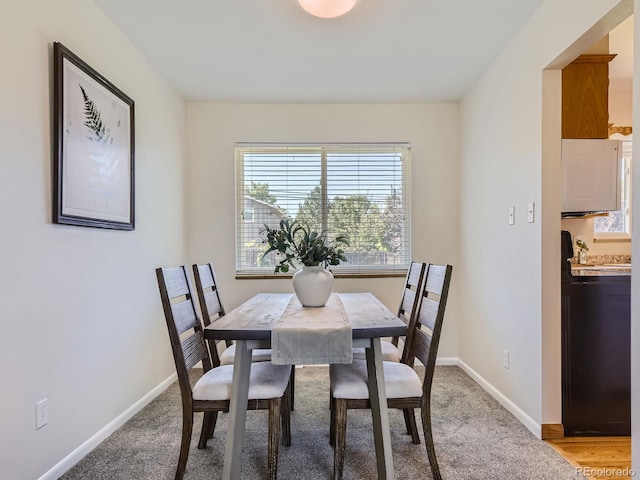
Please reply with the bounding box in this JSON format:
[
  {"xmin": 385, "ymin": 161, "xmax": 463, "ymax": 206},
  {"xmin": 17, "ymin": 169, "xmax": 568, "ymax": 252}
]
[
  {"xmin": 333, "ymin": 399, "xmax": 347, "ymax": 480},
  {"xmin": 198, "ymin": 412, "xmax": 213, "ymax": 449},
  {"xmin": 289, "ymin": 367, "xmax": 295, "ymax": 411},
  {"xmin": 176, "ymin": 410, "xmax": 193, "ymax": 480},
  {"xmin": 268, "ymin": 398, "xmax": 282, "ymax": 480},
  {"xmin": 403, "ymin": 407, "xmax": 421, "ymax": 444},
  {"xmin": 207, "ymin": 411, "xmax": 218, "ymax": 440},
  {"xmin": 281, "ymin": 383, "xmax": 291, "ymax": 447},
  {"xmin": 421, "ymin": 400, "xmax": 442, "ymax": 480},
  {"xmin": 329, "ymin": 395, "xmax": 336, "ymax": 446},
  {"xmin": 402, "ymin": 408, "xmax": 411, "ymax": 434}
]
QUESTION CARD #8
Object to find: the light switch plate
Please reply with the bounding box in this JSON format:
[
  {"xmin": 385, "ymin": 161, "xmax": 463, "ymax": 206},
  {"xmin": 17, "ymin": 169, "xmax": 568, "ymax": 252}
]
[
  {"xmin": 508, "ymin": 207, "xmax": 515, "ymax": 225},
  {"xmin": 527, "ymin": 202, "xmax": 535, "ymax": 223},
  {"xmin": 36, "ymin": 399, "xmax": 48, "ymax": 429}
]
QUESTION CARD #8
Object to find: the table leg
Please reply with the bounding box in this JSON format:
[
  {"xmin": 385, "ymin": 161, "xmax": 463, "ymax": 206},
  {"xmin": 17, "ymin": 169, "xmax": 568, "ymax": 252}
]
[
  {"xmin": 222, "ymin": 340, "xmax": 252, "ymax": 480},
  {"xmin": 365, "ymin": 338, "xmax": 394, "ymax": 479}
]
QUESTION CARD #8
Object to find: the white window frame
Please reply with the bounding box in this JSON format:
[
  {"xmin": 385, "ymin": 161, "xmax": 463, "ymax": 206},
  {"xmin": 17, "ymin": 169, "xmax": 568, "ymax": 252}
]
[
  {"xmin": 594, "ymin": 140, "xmax": 632, "ymax": 240},
  {"xmin": 235, "ymin": 143, "xmax": 411, "ymax": 277}
]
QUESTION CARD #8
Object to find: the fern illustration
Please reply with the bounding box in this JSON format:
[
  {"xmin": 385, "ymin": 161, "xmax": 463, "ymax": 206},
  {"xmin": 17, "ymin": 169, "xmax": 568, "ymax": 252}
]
[{"xmin": 79, "ymin": 85, "xmax": 111, "ymax": 143}]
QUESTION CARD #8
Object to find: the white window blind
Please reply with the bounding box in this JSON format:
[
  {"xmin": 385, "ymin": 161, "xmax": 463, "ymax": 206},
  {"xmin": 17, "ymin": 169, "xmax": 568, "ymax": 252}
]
[{"xmin": 235, "ymin": 143, "xmax": 411, "ymax": 276}]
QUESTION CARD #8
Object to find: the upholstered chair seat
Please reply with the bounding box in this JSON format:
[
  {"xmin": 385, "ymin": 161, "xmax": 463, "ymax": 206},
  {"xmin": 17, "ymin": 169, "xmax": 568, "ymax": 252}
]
[
  {"xmin": 193, "ymin": 362, "xmax": 291, "ymax": 401},
  {"xmin": 330, "ymin": 359, "xmax": 422, "ymax": 400}
]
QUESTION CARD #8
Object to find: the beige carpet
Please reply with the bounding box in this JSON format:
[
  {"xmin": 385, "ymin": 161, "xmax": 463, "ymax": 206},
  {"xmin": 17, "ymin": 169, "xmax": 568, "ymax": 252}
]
[{"xmin": 61, "ymin": 366, "xmax": 582, "ymax": 479}]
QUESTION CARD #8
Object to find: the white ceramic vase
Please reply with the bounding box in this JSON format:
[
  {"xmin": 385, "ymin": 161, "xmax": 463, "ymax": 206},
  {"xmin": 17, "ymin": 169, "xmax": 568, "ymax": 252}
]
[{"xmin": 292, "ymin": 265, "xmax": 334, "ymax": 307}]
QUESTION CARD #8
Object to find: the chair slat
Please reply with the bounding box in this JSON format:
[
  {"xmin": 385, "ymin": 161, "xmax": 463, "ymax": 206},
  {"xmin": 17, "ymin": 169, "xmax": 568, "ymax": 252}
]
[
  {"xmin": 182, "ymin": 331, "xmax": 208, "ymax": 371},
  {"xmin": 196, "ymin": 264, "xmax": 215, "ymax": 289},
  {"xmin": 424, "ymin": 264, "xmax": 447, "ymax": 295},
  {"xmin": 411, "ymin": 327, "xmax": 433, "ymax": 368},
  {"xmin": 400, "ymin": 288, "xmax": 416, "ymax": 318},
  {"xmin": 163, "ymin": 266, "xmax": 190, "ymax": 298},
  {"xmin": 172, "ymin": 299, "xmax": 199, "ymax": 335},
  {"xmin": 418, "ymin": 297, "xmax": 439, "ymax": 332},
  {"xmin": 406, "ymin": 262, "xmax": 423, "ymax": 287},
  {"xmin": 204, "ymin": 290, "xmax": 223, "ymax": 318}
]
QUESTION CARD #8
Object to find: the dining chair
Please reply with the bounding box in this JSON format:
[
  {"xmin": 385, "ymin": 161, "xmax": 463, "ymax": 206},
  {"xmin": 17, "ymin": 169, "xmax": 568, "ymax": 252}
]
[
  {"xmin": 329, "ymin": 263, "xmax": 453, "ymax": 480},
  {"xmin": 156, "ymin": 265, "xmax": 292, "ymax": 480},
  {"xmin": 192, "ymin": 262, "xmax": 296, "ymax": 411},
  {"xmin": 192, "ymin": 262, "xmax": 272, "ymax": 366},
  {"xmin": 352, "ymin": 261, "xmax": 426, "ymax": 362}
]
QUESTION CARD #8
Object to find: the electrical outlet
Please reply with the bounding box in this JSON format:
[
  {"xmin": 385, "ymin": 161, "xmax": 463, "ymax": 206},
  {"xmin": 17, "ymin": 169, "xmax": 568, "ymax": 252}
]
[
  {"xmin": 36, "ymin": 398, "xmax": 48, "ymax": 429},
  {"xmin": 503, "ymin": 350, "xmax": 510, "ymax": 369}
]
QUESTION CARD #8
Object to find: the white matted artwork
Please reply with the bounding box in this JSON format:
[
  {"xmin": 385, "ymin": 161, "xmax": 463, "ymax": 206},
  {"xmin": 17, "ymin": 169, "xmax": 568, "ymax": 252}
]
[{"xmin": 53, "ymin": 42, "xmax": 135, "ymax": 230}]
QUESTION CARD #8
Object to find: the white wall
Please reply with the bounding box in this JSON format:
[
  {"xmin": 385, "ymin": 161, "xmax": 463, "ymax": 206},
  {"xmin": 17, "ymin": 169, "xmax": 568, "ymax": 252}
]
[
  {"xmin": 0, "ymin": 1, "xmax": 187, "ymax": 478},
  {"xmin": 459, "ymin": 0, "xmax": 634, "ymax": 433},
  {"xmin": 186, "ymin": 103, "xmax": 460, "ymax": 358},
  {"xmin": 610, "ymin": 14, "xmax": 635, "ymax": 127},
  {"xmin": 611, "ymin": 79, "xmax": 634, "ymax": 126}
]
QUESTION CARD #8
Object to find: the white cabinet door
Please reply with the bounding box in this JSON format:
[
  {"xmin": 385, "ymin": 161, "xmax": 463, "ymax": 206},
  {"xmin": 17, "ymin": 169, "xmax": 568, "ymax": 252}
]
[{"xmin": 562, "ymin": 139, "xmax": 621, "ymax": 212}]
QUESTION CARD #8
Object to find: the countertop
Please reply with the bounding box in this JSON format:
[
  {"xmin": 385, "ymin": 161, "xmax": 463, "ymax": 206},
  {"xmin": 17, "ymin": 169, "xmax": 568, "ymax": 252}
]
[{"xmin": 571, "ymin": 263, "xmax": 631, "ymax": 277}]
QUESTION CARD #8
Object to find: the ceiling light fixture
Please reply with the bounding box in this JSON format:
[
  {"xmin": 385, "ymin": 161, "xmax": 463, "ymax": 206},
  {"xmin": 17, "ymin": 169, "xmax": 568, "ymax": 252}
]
[{"xmin": 298, "ymin": 0, "xmax": 358, "ymax": 18}]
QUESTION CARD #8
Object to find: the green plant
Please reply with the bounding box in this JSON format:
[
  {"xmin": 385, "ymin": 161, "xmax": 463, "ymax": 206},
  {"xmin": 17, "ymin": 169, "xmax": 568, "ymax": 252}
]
[
  {"xmin": 576, "ymin": 239, "xmax": 589, "ymax": 252},
  {"xmin": 260, "ymin": 219, "xmax": 349, "ymax": 273},
  {"xmin": 79, "ymin": 85, "xmax": 110, "ymax": 143}
]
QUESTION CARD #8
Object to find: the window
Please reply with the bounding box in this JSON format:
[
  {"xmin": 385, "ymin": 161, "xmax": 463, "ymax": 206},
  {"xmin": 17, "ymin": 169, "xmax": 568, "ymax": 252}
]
[
  {"xmin": 235, "ymin": 143, "xmax": 411, "ymax": 276},
  {"xmin": 243, "ymin": 209, "xmax": 254, "ymax": 222},
  {"xmin": 594, "ymin": 140, "xmax": 632, "ymax": 237}
]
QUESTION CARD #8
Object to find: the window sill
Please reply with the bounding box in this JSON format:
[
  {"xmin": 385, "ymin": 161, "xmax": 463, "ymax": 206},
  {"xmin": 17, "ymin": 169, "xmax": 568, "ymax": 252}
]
[
  {"xmin": 594, "ymin": 235, "xmax": 631, "ymax": 243},
  {"xmin": 235, "ymin": 271, "xmax": 406, "ymax": 280}
]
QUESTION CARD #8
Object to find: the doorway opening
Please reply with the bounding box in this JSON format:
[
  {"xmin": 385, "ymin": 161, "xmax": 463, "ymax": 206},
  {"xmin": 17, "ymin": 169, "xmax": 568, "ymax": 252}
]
[{"xmin": 540, "ymin": 4, "xmax": 633, "ymax": 470}]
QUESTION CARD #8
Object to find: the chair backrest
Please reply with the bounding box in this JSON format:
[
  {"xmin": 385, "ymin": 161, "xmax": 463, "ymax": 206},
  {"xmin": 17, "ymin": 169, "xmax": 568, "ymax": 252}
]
[
  {"xmin": 156, "ymin": 266, "xmax": 213, "ymax": 401},
  {"xmin": 391, "ymin": 261, "xmax": 427, "ymax": 347},
  {"xmin": 405, "ymin": 263, "xmax": 453, "ymax": 397},
  {"xmin": 192, "ymin": 262, "xmax": 229, "ymax": 366},
  {"xmin": 192, "ymin": 263, "xmax": 226, "ymax": 326}
]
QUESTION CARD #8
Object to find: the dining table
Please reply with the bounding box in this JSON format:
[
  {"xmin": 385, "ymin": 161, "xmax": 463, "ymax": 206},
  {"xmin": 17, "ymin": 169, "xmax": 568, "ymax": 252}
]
[{"xmin": 203, "ymin": 291, "xmax": 407, "ymax": 480}]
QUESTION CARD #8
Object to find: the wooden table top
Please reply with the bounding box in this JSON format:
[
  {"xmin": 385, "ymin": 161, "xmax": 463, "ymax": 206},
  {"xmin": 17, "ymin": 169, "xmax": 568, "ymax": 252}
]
[{"xmin": 203, "ymin": 292, "xmax": 406, "ymax": 341}]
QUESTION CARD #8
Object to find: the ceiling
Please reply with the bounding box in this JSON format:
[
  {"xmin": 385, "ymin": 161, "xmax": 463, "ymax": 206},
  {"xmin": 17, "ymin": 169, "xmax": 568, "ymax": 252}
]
[{"xmin": 93, "ymin": 0, "xmax": 545, "ymax": 103}]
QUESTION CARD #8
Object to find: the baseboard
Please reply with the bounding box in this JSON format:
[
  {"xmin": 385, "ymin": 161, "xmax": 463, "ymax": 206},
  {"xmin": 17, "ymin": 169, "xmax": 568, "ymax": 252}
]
[
  {"xmin": 38, "ymin": 372, "xmax": 178, "ymax": 480},
  {"xmin": 541, "ymin": 423, "xmax": 565, "ymax": 439},
  {"xmin": 456, "ymin": 359, "xmax": 541, "ymax": 439},
  {"xmin": 436, "ymin": 356, "xmax": 458, "ymax": 366}
]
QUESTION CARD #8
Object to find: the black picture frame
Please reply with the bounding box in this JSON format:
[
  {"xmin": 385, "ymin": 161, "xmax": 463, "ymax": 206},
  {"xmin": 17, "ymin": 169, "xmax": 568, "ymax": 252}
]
[{"xmin": 53, "ymin": 42, "xmax": 135, "ymax": 230}]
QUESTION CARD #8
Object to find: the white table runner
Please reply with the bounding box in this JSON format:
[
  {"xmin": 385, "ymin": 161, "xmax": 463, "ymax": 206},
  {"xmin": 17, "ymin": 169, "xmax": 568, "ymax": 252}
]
[{"xmin": 271, "ymin": 293, "xmax": 353, "ymax": 365}]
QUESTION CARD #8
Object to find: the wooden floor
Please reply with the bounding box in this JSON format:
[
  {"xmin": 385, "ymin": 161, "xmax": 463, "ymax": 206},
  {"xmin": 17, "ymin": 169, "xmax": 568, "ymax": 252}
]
[{"xmin": 546, "ymin": 437, "xmax": 632, "ymax": 479}]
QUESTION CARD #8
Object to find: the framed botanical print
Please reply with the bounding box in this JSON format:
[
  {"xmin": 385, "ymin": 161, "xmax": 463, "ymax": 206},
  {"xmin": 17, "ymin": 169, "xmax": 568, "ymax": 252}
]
[{"xmin": 53, "ymin": 42, "xmax": 135, "ymax": 230}]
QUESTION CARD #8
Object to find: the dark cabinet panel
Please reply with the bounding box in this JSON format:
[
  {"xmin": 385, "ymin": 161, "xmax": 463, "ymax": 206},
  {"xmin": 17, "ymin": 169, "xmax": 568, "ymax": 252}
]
[{"xmin": 561, "ymin": 277, "xmax": 631, "ymax": 435}]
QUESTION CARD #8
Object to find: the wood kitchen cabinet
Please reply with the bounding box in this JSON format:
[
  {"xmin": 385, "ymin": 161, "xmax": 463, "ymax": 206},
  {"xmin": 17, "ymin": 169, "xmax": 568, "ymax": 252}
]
[
  {"xmin": 562, "ymin": 54, "xmax": 616, "ymax": 139},
  {"xmin": 561, "ymin": 275, "xmax": 631, "ymax": 435}
]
